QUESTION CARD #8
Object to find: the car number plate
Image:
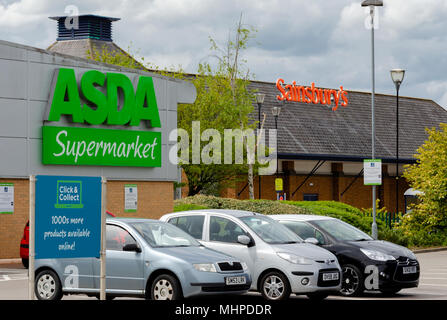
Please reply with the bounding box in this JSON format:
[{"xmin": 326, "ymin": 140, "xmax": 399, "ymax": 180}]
[
  {"xmin": 402, "ymin": 266, "xmax": 417, "ymax": 274},
  {"xmin": 322, "ymin": 272, "xmax": 339, "ymax": 281},
  {"xmin": 225, "ymin": 276, "xmax": 246, "ymax": 285}
]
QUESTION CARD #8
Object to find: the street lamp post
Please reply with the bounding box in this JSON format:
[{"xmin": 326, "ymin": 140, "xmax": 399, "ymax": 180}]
[
  {"xmin": 390, "ymin": 69, "xmax": 405, "ymax": 216},
  {"xmin": 272, "ymin": 106, "xmax": 281, "ymax": 177},
  {"xmin": 362, "ymin": 0, "xmax": 383, "ymax": 240},
  {"xmin": 255, "ymin": 93, "xmax": 265, "ymax": 199}
]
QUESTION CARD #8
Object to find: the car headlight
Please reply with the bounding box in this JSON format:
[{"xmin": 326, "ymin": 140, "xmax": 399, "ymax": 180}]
[
  {"xmin": 360, "ymin": 248, "xmax": 395, "ymax": 261},
  {"xmin": 277, "ymin": 252, "xmax": 312, "ymax": 265},
  {"xmin": 241, "ymin": 262, "xmax": 249, "ymax": 271},
  {"xmin": 404, "ymin": 248, "xmax": 417, "ymax": 260},
  {"xmin": 193, "ymin": 263, "xmax": 217, "ymax": 272}
]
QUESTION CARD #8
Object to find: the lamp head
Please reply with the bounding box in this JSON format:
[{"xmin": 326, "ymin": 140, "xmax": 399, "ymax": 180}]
[
  {"xmin": 255, "ymin": 93, "xmax": 265, "ymax": 104},
  {"xmin": 390, "ymin": 69, "xmax": 405, "ymax": 89},
  {"xmin": 361, "ymin": 0, "xmax": 383, "ymax": 6},
  {"xmin": 272, "ymin": 106, "xmax": 281, "ymax": 117}
]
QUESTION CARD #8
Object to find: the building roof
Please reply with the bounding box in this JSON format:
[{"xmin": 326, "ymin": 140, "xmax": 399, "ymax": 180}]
[{"xmin": 249, "ymin": 81, "xmax": 447, "ymax": 162}]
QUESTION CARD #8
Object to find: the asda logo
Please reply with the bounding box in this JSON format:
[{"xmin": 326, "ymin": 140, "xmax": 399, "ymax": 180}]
[
  {"xmin": 42, "ymin": 68, "xmax": 162, "ymax": 168},
  {"xmin": 46, "ymin": 68, "xmax": 161, "ymax": 127}
]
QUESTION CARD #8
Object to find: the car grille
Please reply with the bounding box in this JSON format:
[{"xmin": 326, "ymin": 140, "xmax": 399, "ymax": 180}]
[
  {"xmin": 394, "ymin": 257, "xmax": 420, "ymax": 282},
  {"xmin": 218, "ymin": 262, "xmax": 243, "ymax": 272},
  {"xmin": 317, "ymin": 268, "xmax": 341, "ymax": 287}
]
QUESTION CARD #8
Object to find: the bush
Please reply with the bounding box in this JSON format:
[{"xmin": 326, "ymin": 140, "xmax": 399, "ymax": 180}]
[
  {"xmin": 284, "ymin": 200, "xmax": 387, "ymax": 235},
  {"xmin": 173, "ymin": 203, "xmax": 208, "ymax": 212},
  {"xmin": 378, "ymin": 228, "xmax": 410, "ymax": 247},
  {"xmin": 175, "ymin": 196, "xmax": 378, "ymax": 235},
  {"xmin": 175, "ymin": 195, "xmax": 311, "ymax": 215}
]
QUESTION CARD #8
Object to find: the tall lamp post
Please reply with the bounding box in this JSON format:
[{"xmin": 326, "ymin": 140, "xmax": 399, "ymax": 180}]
[
  {"xmin": 362, "ymin": 0, "xmax": 383, "ymax": 240},
  {"xmin": 255, "ymin": 93, "xmax": 265, "ymax": 199},
  {"xmin": 390, "ymin": 69, "xmax": 405, "ymax": 215},
  {"xmin": 272, "ymin": 105, "xmax": 281, "ymax": 177}
]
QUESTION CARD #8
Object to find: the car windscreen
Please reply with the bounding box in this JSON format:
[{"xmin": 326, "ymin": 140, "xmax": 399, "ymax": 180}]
[
  {"xmin": 129, "ymin": 221, "xmax": 201, "ymax": 247},
  {"xmin": 240, "ymin": 215, "xmax": 302, "ymax": 244},
  {"xmin": 312, "ymin": 219, "xmax": 373, "ymax": 242}
]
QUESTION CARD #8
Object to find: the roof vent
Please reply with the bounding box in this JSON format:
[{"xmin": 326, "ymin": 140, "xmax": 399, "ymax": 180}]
[{"xmin": 49, "ymin": 14, "xmax": 120, "ymax": 42}]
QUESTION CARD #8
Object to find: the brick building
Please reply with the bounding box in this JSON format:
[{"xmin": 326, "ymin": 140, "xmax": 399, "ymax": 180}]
[{"xmin": 229, "ymin": 80, "xmax": 447, "ymax": 213}]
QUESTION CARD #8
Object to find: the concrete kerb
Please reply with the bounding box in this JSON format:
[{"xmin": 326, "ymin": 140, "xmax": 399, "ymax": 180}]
[{"xmin": 412, "ymin": 247, "xmax": 447, "ymax": 254}]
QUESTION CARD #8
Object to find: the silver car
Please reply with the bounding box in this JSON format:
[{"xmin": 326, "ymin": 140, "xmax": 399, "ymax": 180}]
[
  {"xmin": 34, "ymin": 218, "xmax": 251, "ymax": 300},
  {"xmin": 160, "ymin": 209, "xmax": 342, "ymax": 300}
]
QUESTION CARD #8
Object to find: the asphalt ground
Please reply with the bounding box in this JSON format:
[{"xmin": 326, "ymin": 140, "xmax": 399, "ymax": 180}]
[{"xmin": 0, "ymin": 250, "xmax": 446, "ymax": 300}]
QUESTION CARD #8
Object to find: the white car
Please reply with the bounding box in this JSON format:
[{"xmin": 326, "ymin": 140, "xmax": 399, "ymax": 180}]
[{"xmin": 160, "ymin": 209, "xmax": 341, "ymax": 300}]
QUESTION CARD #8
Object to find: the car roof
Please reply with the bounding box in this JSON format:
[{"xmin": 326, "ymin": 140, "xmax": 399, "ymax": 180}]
[
  {"xmin": 164, "ymin": 209, "xmax": 261, "ymax": 218},
  {"xmin": 269, "ymin": 214, "xmax": 337, "ymax": 222},
  {"xmin": 107, "ymin": 217, "xmax": 162, "ymax": 224}
]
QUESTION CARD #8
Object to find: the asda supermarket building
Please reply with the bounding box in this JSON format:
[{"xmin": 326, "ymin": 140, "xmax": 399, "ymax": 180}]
[{"xmin": 0, "ymin": 37, "xmax": 196, "ymax": 259}]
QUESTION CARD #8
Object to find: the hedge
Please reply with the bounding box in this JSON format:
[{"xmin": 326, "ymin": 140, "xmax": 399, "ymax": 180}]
[{"xmin": 174, "ymin": 196, "xmax": 384, "ymax": 234}]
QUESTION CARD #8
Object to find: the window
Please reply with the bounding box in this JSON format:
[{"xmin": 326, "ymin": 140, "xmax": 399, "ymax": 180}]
[
  {"xmin": 312, "ymin": 219, "xmax": 372, "ymax": 242},
  {"xmin": 168, "ymin": 215, "xmax": 205, "ymax": 240},
  {"xmin": 106, "ymin": 224, "xmax": 137, "ymax": 251},
  {"xmin": 280, "ymin": 221, "xmax": 326, "ymax": 245},
  {"xmin": 303, "ymin": 193, "xmax": 319, "ymax": 201},
  {"xmin": 209, "ymin": 216, "xmax": 248, "ymax": 243},
  {"xmin": 240, "ymin": 215, "xmax": 301, "ymax": 244},
  {"xmin": 130, "ymin": 221, "xmax": 200, "ymax": 247}
]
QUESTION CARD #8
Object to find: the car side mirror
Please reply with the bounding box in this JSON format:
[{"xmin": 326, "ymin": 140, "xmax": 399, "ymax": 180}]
[
  {"xmin": 304, "ymin": 237, "xmax": 320, "ymax": 245},
  {"xmin": 237, "ymin": 235, "xmax": 251, "ymax": 246},
  {"xmin": 123, "ymin": 243, "xmax": 142, "ymax": 253}
]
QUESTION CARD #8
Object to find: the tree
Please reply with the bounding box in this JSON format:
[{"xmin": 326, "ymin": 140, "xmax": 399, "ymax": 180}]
[
  {"xmin": 86, "ymin": 19, "xmax": 259, "ymax": 198},
  {"xmin": 400, "ymin": 123, "xmax": 447, "ymax": 240},
  {"xmin": 178, "ymin": 17, "xmax": 257, "ymax": 196}
]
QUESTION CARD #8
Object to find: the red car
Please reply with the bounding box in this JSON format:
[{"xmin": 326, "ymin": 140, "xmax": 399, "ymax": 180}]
[{"xmin": 20, "ymin": 211, "xmax": 116, "ymax": 268}]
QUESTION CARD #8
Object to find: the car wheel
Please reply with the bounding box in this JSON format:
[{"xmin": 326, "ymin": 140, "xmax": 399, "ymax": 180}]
[
  {"xmin": 35, "ymin": 269, "xmax": 63, "ymax": 300},
  {"xmin": 340, "ymin": 264, "xmax": 364, "ymax": 297},
  {"xmin": 306, "ymin": 293, "xmax": 329, "ymax": 301},
  {"xmin": 150, "ymin": 274, "xmax": 182, "ymax": 300},
  {"xmin": 260, "ymin": 271, "xmax": 291, "ymax": 301},
  {"xmin": 22, "ymin": 258, "xmax": 29, "ymax": 269}
]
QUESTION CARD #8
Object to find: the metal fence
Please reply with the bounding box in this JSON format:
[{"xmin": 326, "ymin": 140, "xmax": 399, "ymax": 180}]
[{"xmin": 363, "ymin": 212, "xmax": 403, "ymax": 228}]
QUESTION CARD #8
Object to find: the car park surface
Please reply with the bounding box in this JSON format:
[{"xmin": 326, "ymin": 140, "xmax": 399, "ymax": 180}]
[
  {"xmin": 270, "ymin": 214, "xmax": 420, "ymax": 297},
  {"xmin": 33, "ymin": 218, "xmax": 251, "ymax": 300},
  {"xmin": 160, "ymin": 209, "xmax": 342, "ymax": 300},
  {"xmin": 0, "ymin": 250, "xmax": 446, "ymax": 300}
]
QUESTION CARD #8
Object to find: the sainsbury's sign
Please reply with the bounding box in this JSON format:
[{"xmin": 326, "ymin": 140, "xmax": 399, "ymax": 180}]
[{"xmin": 276, "ymin": 78, "xmax": 349, "ymax": 111}]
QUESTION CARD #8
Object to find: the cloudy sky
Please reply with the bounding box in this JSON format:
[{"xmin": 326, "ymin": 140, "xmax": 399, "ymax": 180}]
[{"xmin": 1, "ymin": 0, "xmax": 447, "ymax": 108}]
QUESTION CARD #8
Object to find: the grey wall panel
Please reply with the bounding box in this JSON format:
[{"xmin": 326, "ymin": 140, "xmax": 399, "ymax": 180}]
[
  {"xmin": 0, "ymin": 42, "xmax": 26, "ymax": 61},
  {"xmin": 0, "ymin": 98, "xmax": 27, "ymax": 137},
  {"xmin": 0, "ymin": 40, "xmax": 196, "ymax": 181},
  {"xmin": 0, "ymin": 59, "xmax": 27, "ymax": 99},
  {"xmin": 28, "ymin": 101, "xmax": 46, "ymax": 139},
  {"xmin": 0, "ymin": 138, "xmax": 27, "ymax": 176}
]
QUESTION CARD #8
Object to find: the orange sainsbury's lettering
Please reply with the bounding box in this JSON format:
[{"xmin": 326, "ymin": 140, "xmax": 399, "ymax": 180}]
[{"xmin": 275, "ymin": 78, "xmax": 349, "ymax": 110}]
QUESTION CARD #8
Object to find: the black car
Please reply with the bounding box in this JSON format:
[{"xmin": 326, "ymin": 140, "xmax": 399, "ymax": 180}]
[{"xmin": 271, "ymin": 214, "xmax": 419, "ymax": 297}]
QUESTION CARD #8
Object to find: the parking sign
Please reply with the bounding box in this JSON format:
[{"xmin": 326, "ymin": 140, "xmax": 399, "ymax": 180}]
[{"xmin": 35, "ymin": 175, "xmax": 101, "ymax": 259}]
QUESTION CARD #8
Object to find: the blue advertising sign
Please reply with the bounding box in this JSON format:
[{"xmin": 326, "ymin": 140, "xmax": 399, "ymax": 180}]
[{"xmin": 35, "ymin": 175, "xmax": 101, "ymax": 259}]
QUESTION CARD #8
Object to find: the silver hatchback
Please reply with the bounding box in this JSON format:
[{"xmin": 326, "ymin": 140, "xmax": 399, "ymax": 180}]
[
  {"xmin": 34, "ymin": 218, "xmax": 251, "ymax": 300},
  {"xmin": 160, "ymin": 209, "xmax": 342, "ymax": 300}
]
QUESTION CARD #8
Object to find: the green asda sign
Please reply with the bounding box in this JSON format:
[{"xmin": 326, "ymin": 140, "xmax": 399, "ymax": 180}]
[{"xmin": 42, "ymin": 68, "xmax": 162, "ymax": 167}]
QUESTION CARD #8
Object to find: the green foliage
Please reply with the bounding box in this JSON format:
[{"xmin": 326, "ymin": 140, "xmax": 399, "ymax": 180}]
[
  {"xmin": 175, "ymin": 195, "xmax": 311, "ymax": 215},
  {"xmin": 173, "ymin": 203, "xmax": 208, "ymax": 212},
  {"xmin": 284, "ymin": 200, "xmax": 386, "ymax": 234},
  {"xmin": 178, "ymin": 19, "xmax": 259, "ymax": 196},
  {"xmin": 399, "ymin": 123, "xmax": 447, "ymax": 244}
]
